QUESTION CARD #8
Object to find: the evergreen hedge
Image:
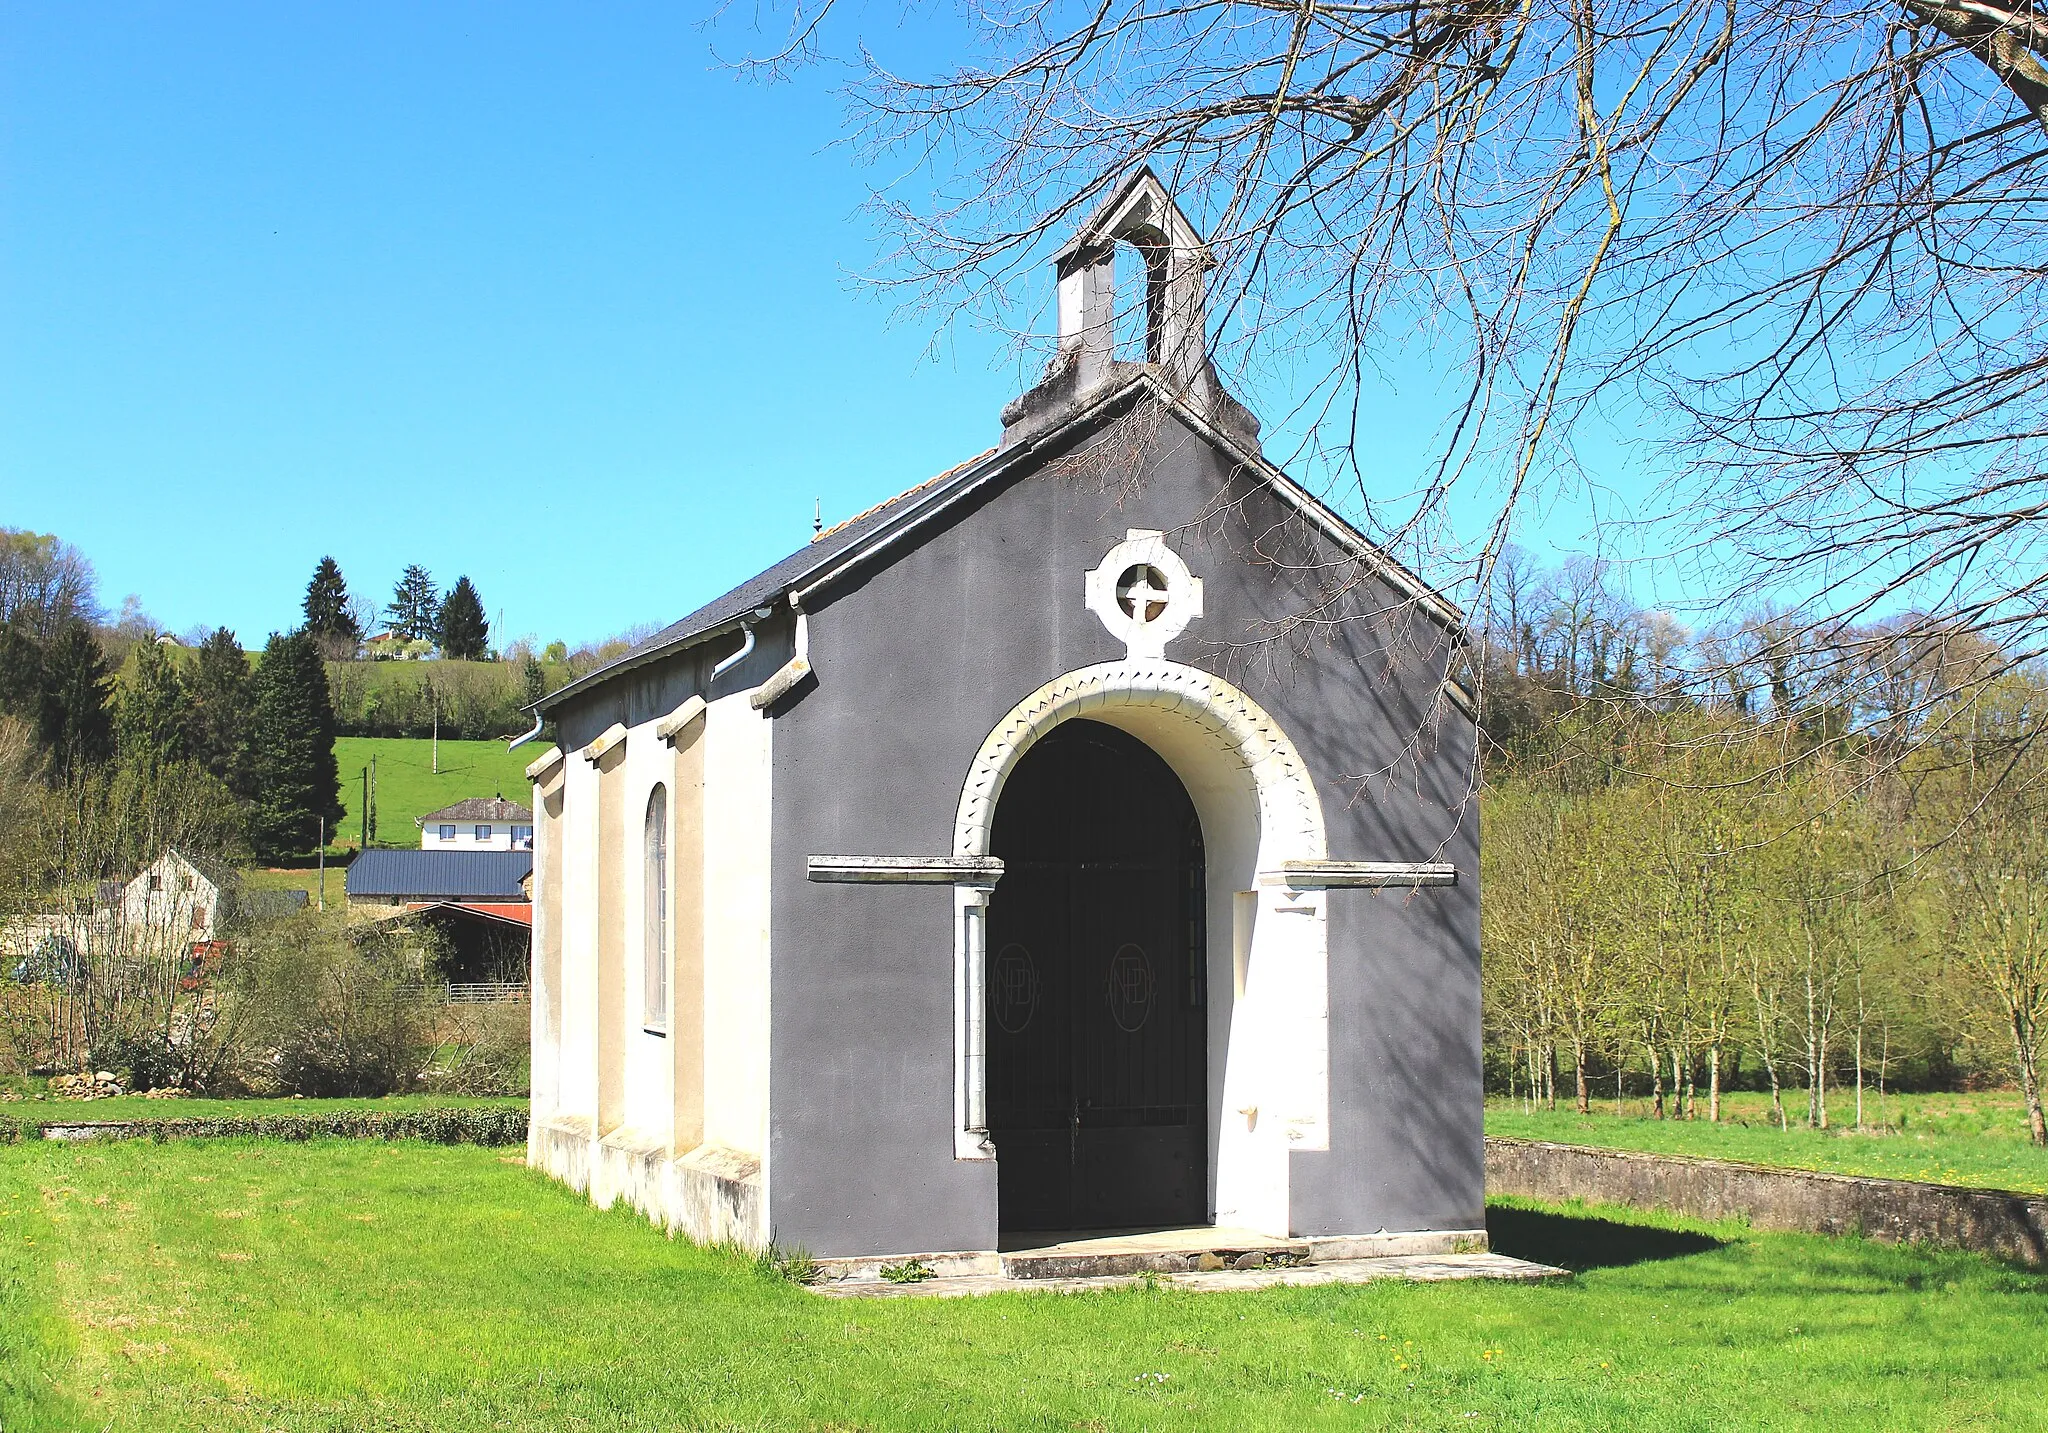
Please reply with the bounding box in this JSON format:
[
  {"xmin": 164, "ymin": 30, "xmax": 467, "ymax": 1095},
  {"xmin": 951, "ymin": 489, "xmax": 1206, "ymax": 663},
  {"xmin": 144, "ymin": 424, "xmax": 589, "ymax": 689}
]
[{"xmin": 0, "ymin": 1106, "xmax": 527, "ymax": 1147}]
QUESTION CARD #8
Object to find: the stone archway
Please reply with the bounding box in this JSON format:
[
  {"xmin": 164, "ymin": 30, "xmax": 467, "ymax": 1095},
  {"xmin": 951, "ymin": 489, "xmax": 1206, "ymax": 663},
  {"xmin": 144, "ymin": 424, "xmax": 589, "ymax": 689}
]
[{"xmin": 953, "ymin": 659, "xmax": 1330, "ymax": 1237}]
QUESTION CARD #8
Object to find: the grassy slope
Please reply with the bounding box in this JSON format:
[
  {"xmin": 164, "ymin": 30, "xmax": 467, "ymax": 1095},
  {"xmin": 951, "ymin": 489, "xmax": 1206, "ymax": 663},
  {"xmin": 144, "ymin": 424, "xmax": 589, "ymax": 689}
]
[
  {"xmin": 5, "ymin": 1141, "xmax": 2046, "ymax": 1431},
  {"xmin": 1487, "ymin": 1089, "xmax": 2048, "ymax": 1194},
  {"xmin": 331, "ymin": 736, "xmax": 538, "ymax": 849}
]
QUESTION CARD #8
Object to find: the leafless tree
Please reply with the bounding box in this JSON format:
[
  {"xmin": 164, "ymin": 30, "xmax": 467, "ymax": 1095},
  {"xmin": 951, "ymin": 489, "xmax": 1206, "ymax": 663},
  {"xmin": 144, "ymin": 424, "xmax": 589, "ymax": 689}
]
[
  {"xmin": 0, "ymin": 528, "xmax": 98, "ymax": 639},
  {"xmin": 735, "ymin": 0, "xmax": 2048, "ymax": 749}
]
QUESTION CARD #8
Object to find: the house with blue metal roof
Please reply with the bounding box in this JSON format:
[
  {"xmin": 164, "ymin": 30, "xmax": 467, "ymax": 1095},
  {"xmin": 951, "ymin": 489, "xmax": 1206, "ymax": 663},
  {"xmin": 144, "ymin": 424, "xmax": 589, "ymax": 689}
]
[{"xmin": 345, "ymin": 849, "xmax": 533, "ymax": 905}]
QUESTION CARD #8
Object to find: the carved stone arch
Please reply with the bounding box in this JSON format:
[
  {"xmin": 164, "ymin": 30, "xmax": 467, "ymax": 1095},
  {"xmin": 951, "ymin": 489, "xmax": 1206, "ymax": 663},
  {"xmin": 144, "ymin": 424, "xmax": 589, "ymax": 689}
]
[
  {"xmin": 953, "ymin": 659, "xmax": 1326, "ymax": 869},
  {"xmin": 951, "ymin": 659, "xmax": 1330, "ymax": 1238}
]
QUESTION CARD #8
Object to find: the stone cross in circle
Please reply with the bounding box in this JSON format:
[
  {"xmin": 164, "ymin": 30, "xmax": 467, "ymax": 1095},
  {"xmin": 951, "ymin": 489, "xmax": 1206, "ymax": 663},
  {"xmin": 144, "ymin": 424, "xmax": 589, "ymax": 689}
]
[{"xmin": 1118, "ymin": 566, "xmax": 1171, "ymax": 623}]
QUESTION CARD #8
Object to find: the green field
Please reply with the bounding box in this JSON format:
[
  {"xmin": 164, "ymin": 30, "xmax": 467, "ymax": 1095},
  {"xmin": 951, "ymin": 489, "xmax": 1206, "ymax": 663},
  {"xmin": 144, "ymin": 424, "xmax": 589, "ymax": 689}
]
[
  {"xmin": 1487, "ymin": 1089, "xmax": 2048, "ymax": 1194},
  {"xmin": 331, "ymin": 736, "xmax": 540, "ymax": 849},
  {"xmin": 5, "ymin": 1140, "xmax": 2045, "ymax": 1431}
]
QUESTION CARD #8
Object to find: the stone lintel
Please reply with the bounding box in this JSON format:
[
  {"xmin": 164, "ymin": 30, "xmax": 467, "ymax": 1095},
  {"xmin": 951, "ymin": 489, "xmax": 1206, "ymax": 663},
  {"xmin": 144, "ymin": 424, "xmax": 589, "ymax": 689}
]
[
  {"xmin": 1264, "ymin": 861, "xmax": 1458, "ymax": 888},
  {"xmin": 808, "ymin": 855, "xmax": 1005, "ymax": 885}
]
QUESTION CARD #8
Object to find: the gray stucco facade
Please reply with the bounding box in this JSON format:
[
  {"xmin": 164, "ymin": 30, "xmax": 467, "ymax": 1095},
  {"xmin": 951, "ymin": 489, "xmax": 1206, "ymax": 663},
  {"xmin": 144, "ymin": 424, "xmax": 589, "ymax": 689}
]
[{"xmin": 764, "ymin": 400, "xmax": 1479, "ymax": 1256}]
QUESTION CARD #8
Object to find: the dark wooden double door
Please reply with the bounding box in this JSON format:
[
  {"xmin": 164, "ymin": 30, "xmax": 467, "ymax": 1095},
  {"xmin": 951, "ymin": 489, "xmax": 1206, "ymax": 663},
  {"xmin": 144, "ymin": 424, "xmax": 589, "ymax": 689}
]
[{"xmin": 986, "ymin": 720, "xmax": 1207, "ymax": 1232}]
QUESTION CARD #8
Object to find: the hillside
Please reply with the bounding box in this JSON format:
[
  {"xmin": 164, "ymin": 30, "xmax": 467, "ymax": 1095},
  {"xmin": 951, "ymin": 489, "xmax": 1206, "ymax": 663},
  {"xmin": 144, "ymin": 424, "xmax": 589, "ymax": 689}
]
[{"xmin": 333, "ymin": 736, "xmax": 540, "ymax": 848}]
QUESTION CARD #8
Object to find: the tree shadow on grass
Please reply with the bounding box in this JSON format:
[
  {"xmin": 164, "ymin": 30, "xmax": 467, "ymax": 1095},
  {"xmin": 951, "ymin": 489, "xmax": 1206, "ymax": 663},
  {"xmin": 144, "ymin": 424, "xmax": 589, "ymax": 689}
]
[{"xmin": 1487, "ymin": 1204, "xmax": 1726, "ymax": 1271}]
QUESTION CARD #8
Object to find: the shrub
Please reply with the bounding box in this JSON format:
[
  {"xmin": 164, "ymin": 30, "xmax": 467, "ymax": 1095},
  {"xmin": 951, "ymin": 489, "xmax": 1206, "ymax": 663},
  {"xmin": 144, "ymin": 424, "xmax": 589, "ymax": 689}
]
[
  {"xmin": 418, "ymin": 1002, "xmax": 530, "ymax": 1098},
  {"xmin": 224, "ymin": 916, "xmax": 441, "ymax": 1097},
  {"xmin": 0, "ymin": 1106, "xmax": 526, "ymax": 1146}
]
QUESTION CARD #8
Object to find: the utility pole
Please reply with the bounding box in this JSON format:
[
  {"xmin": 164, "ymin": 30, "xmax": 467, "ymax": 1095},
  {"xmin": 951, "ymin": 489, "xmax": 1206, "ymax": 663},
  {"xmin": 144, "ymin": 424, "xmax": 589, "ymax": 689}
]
[
  {"xmin": 361, "ymin": 766, "xmax": 370, "ymax": 851},
  {"xmin": 432, "ymin": 684, "xmax": 440, "ymax": 775},
  {"xmin": 368, "ymin": 755, "xmax": 378, "ymax": 845},
  {"xmin": 317, "ymin": 817, "xmax": 326, "ymax": 911}
]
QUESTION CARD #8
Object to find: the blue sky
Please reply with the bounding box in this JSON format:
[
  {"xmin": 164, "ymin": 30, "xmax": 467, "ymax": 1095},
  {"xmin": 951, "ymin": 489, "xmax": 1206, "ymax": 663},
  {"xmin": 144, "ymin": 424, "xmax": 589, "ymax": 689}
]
[{"xmin": 1, "ymin": 3, "xmax": 1631, "ymax": 649}]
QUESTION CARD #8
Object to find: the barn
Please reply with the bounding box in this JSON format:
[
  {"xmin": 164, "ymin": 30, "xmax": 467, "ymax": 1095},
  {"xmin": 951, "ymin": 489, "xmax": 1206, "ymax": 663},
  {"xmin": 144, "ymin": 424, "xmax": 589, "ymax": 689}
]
[{"xmin": 522, "ymin": 172, "xmax": 1482, "ymax": 1265}]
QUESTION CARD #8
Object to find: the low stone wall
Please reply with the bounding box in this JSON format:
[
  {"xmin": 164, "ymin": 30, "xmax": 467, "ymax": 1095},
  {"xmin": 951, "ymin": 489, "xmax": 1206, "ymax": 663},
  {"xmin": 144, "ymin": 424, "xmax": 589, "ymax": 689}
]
[{"xmin": 1486, "ymin": 1136, "xmax": 2048, "ymax": 1267}]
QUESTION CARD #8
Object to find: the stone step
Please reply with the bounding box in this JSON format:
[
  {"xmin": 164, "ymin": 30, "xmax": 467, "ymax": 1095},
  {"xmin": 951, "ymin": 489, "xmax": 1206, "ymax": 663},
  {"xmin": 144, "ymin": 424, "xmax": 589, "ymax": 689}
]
[
  {"xmin": 1002, "ymin": 1239, "xmax": 1312, "ymax": 1280},
  {"xmin": 816, "ymin": 1251, "xmax": 1569, "ymax": 1298}
]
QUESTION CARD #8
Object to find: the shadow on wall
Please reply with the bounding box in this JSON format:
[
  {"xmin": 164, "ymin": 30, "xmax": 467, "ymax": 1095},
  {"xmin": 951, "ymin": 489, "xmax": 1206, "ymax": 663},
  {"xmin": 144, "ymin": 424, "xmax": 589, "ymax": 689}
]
[{"xmin": 1486, "ymin": 1203, "xmax": 1725, "ymax": 1271}]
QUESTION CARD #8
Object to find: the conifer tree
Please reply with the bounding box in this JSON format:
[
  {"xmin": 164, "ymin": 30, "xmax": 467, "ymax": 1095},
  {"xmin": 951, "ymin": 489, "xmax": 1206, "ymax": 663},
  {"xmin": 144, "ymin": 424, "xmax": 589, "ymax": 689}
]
[
  {"xmin": 521, "ymin": 655, "xmax": 547, "ymax": 708},
  {"xmin": 387, "ymin": 565, "xmax": 440, "ymax": 644},
  {"xmin": 438, "ymin": 576, "xmax": 489, "ymax": 660},
  {"xmin": 0, "ymin": 615, "xmax": 42, "ymax": 724},
  {"xmin": 36, "ymin": 620, "xmax": 114, "ymax": 777},
  {"xmin": 185, "ymin": 627, "xmax": 253, "ymax": 798},
  {"xmin": 117, "ymin": 637, "xmax": 186, "ymax": 769},
  {"xmin": 247, "ymin": 629, "xmax": 343, "ymax": 859},
  {"xmin": 303, "ymin": 557, "xmax": 361, "ymax": 656}
]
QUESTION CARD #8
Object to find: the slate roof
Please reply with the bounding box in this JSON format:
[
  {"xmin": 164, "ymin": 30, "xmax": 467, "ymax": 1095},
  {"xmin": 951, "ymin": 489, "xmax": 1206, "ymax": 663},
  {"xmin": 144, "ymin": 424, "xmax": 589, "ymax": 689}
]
[
  {"xmin": 580, "ymin": 448, "xmax": 998, "ymax": 688},
  {"xmin": 345, "ymin": 849, "xmax": 533, "ymax": 902},
  {"xmin": 419, "ymin": 796, "xmax": 533, "ymax": 826},
  {"xmin": 535, "ymin": 367, "xmax": 1467, "ymax": 715}
]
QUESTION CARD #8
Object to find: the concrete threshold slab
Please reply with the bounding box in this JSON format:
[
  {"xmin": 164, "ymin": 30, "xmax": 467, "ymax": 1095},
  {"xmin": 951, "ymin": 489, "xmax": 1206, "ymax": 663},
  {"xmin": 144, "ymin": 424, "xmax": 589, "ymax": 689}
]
[
  {"xmin": 813, "ymin": 1251, "xmax": 1567, "ymax": 1299},
  {"xmin": 1001, "ymin": 1224, "xmax": 1308, "ymax": 1280}
]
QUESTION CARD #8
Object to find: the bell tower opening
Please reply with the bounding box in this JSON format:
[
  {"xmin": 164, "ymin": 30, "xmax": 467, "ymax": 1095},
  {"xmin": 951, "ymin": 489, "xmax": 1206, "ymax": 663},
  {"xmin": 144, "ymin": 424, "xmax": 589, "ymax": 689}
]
[
  {"xmin": 1003, "ymin": 167, "xmax": 1261, "ymax": 452},
  {"xmin": 1111, "ymin": 236, "xmax": 1172, "ymax": 364},
  {"xmin": 984, "ymin": 719, "xmax": 1208, "ymax": 1233}
]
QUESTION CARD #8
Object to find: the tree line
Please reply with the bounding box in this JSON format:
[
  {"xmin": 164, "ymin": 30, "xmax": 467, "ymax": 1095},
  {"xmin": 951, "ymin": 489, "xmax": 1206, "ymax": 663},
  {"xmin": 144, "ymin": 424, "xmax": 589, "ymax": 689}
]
[
  {"xmin": 303, "ymin": 555, "xmax": 491, "ymax": 661},
  {"xmin": 0, "ymin": 531, "xmax": 342, "ymax": 864},
  {"xmin": 1476, "ymin": 552, "xmax": 2048, "ymax": 1144}
]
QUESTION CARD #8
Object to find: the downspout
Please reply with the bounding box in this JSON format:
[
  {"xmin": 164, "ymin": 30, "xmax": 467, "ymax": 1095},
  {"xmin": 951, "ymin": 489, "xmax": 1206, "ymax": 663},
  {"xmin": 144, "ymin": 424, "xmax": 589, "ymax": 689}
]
[
  {"xmin": 747, "ymin": 595, "xmax": 811, "ymax": 710},
  {"xmin": 508, "ymin": 709, "xmax": 545, "ymax": 750},
  {"xmin": 713, "ymin": 608, "xmax": 772, "ymax": 680}
]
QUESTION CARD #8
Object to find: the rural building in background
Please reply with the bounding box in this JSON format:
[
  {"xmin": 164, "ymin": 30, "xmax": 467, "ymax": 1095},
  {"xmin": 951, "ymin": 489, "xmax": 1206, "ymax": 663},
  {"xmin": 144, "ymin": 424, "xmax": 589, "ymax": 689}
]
[
  {"xmin": 345, "ymin": 848, "xmax": 533, "ymax": 906},
  {"xmin": 120, "ymin": 849, "xmax": 237, "ymax": 941},
  {"xmin": 522, "ymin": 172, "xmax": 1481, "ymax": 1265},
  {"xmin": 418, "ymin": 796, "xmax": 534, "ymax": 851},
  {"xmin": 344, "ymin": 847, "xmax": 533, "ymax": 994},
  {"xmin": 2, "ymin": 848, "xmax": 307, "ymax": 988}
]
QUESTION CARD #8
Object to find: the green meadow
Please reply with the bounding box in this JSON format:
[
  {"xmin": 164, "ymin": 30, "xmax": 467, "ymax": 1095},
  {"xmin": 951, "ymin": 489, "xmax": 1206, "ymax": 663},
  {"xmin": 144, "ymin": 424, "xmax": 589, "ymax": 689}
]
[
  {"xmin": 5, "ymin": 1138, "xmax": 2045, "ymax": 1431},
  {"xmin": 330, "ymin": 736, "xmax": 540, "ymax": 849},
  {"xmin": 1486, "ymin": 1088, "xmax": 2048, "ymax": 1194}
]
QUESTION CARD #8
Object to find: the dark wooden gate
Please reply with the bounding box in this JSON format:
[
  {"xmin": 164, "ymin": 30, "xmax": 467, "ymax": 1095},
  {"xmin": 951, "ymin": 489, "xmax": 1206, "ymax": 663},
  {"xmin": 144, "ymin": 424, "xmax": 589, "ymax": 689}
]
[{"xmin": 986, "ymin": 719, "xmax": 1207, "ymax": 1231}]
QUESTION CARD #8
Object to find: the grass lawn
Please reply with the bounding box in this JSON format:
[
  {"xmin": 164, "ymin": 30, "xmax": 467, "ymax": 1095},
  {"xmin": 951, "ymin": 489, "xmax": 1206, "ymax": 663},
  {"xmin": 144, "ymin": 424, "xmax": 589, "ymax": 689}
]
[
  {"xmin": 237, "ymin": 864, "xmax": 348, "ymax": 904},
  {"xmin": 1487, "ymin": 1089, "xmax": 2048, "ymax": 1194},
  {"xmin": 331, "ymin": 736, "xmax": 538, "ymax": 849},
  {"xmin": 0, "ymin": 1092, "xmax": 523, "ymax": 1125},
  {"xmin": 5, "ymin": 1140, "xmax": 2045, "ymax": 1430}
]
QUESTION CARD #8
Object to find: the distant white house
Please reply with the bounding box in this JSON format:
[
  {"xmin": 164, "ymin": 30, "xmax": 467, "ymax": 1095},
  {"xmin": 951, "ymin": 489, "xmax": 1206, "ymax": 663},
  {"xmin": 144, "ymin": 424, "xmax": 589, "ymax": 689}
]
[
  {"xmin": 122, "ymin": 849, "xmax": 237, "ymax": 942},
  {"xmin": 2, "ymin": 849, "xmax": 306, "ymax": 983},
  {"xmin": 418, "ymin": 797, "xmax": 534, "ymax": 852}
]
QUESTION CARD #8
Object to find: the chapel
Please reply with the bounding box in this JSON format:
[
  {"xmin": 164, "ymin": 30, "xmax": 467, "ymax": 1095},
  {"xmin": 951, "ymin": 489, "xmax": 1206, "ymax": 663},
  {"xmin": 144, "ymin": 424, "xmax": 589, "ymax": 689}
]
[{"xmin": 522, "ymin": 170, "xmax": 1483, "ymax": 1264}]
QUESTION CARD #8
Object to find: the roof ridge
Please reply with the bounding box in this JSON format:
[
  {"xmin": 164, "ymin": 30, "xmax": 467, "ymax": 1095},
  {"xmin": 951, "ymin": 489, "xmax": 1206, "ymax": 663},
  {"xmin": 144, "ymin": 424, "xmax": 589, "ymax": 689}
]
[{"xmin": 811, "ymin": 449, "xmax": 996, "ymax": 546}]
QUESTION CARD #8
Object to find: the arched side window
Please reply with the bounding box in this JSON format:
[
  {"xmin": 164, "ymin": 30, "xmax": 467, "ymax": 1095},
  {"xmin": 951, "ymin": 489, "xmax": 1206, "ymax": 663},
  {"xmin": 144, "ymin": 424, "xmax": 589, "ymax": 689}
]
[{"xmin": 643, "ymin": 784, "xmax": 669, "ymax": 1033}]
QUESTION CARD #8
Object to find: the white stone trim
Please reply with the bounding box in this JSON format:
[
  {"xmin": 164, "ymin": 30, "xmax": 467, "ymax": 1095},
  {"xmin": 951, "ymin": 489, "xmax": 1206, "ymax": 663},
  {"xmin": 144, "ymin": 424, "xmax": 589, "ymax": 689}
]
[
  {"xmin": 655, "ymin": 696, "xmax": 706, "ymax": 745},
  {"xmin": 955, "ymin": 660, "xmax": 1323, "ymax": 861},
  {"xmin": 748, "ymin": 605, "xmax": 811, "ymax": 711},
  {"xmin": 954, "ymin": 883, "xmax": 998, "ymax": 1160},
  {"xmin": 580, "ymin": 723, "xmax": 628, "ymax": 764},
  {"xmin": 1083, "ymin": 529, "xmax": 1205, "ymax": 658},
  {"xmin": 951, "ymin": 659, "xmax": 1329, "ymax": 1236},
  {"xmin": 809, "ymin": 855, "xmax": 1005, "ymax": 884},
  {"xmin": 1263, "ymin": 861, "xmax": 1458, "ymax": 889},
  {"xmin": 523, "ymin": 745, "xmax": 565, "ymax": 782}
]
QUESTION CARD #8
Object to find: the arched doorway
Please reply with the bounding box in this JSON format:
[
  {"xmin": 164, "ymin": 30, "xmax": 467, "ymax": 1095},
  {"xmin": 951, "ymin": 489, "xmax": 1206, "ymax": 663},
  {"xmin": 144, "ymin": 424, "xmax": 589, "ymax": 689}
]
[{"xmin": 985, "ymin": 719, "xmax": 1207, "ymax": 1231}]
